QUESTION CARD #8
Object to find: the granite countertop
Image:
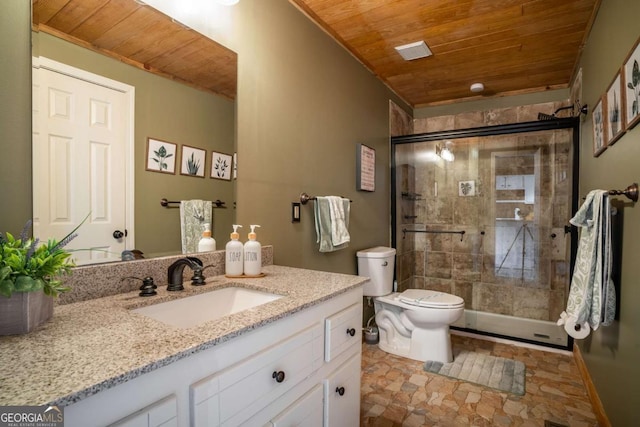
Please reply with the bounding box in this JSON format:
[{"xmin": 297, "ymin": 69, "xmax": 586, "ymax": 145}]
[{"xmin": 0, "ymin": 265, "xmax": 366, "ymax": 407}]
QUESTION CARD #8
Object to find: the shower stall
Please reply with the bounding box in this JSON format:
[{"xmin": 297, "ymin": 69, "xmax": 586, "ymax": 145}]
[{"xmin": 391, "ymin": 119, "xmax": 579, "ymax": 349}]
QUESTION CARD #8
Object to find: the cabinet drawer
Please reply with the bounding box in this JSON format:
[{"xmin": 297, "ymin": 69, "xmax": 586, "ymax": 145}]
[
  {"xmin": 325, "ymin": 303, "xmax": 361, "ymax": 362},
  {"xmin": 267, "ymin": 384, "xmax": 323, "ymax": 427},
  {"xmin": 191, "ymin": 324, "xmax": 323, "ymax": 427},
  {"xmin": 191, "ymin": 377, "xmax": 220, "ymax": 427},
  {"xmin": 109, "ymin": 395, "xmax": 177, "ymax": 427},
  {"xmin": 323, "ymin": 356, "xmax": 361, "ymax": 427}
]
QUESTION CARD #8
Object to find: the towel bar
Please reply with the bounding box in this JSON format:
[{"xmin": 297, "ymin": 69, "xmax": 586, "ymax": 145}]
[
  {"xmin": 299, "ymin": 192, "xmax": 352, "ymax": 205},
  {"xmin": 160, "ymin": 198, "xmax": 226, "ymax": 208},
  {"xmin": 608, "ymin": 183, "xmax": 638, "ymax": 202},
  {"xmin": 402, "ymin": 228, "xmax": 466, "ymax": 241}
]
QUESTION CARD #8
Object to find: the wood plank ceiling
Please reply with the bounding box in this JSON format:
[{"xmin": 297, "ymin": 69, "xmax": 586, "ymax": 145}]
[
  {"xmin": 291, "ymin": 0, "xmax": 601, "ymax": 107},
  {"xmin": 32, "ymin": 0, "xmax": 237, "ymax": 100}
]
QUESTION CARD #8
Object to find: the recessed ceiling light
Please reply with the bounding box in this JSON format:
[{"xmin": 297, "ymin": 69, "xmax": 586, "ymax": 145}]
[
  {"xmin": 395, "ymin": 41, "xmax": 433, "ymax": 61},
  {"xmin": 470, "ymin": 83, "xmax": 485, "ymax": 93}
]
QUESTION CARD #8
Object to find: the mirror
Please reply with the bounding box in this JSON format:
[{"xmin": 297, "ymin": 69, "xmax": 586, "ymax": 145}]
[{"xmin": 31, "ymin": 0, "xmax": 237, "ymax": 263}]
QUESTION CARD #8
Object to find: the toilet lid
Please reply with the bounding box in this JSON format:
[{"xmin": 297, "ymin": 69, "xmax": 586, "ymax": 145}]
[{"xmin": 398, "ymin": 289, "xmax": 464, "ymax": 308}]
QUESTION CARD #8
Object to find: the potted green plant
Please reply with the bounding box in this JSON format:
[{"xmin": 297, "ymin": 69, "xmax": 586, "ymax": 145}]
[{"xmin": 0, "ymin": 220, "xmax": 78, "ymax": 335}]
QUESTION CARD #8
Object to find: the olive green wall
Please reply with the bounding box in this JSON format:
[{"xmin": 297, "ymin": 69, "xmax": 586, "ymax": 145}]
[
  {"xmin": 31, "ymin": 32, "xmax": 235, "ymax": 257},
  {"xmin": 0, "ymin": 1, "xmax": 31, "ymax": 234},
  {"xmin": 233, "ymin": 0, "xmax": 404, "ymax": 273},
  {"xmin": 576, "ymin": 0, "xmax": 640, "ymax": 424}
]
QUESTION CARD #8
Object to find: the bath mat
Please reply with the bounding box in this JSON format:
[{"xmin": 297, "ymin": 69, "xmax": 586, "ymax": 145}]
[{"xmin": 423, "ymin": 350, "xmax": 525, "ymax": 395}]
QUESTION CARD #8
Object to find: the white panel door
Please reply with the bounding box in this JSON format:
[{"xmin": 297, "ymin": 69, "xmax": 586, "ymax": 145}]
[{"xmin": 33, "ymin": 63, "xmax": 132, "ymax": 264}]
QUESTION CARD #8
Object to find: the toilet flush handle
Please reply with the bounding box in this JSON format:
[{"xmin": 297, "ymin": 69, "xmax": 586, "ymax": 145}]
[{"xmin": 382, "ymin": 261, "xmax": 388, "ymax": 266}]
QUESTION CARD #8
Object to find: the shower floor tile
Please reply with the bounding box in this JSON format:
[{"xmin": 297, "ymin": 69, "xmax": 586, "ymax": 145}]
[{"xmin": 361, "ymin": 334, "xmax": 598, "ymax": 426}]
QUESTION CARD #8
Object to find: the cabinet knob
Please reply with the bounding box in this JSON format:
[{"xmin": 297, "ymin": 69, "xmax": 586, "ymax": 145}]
[
  {"xmin": 346, "ymin": 328, "xmax": 356, "ymax": 337},
  {"xmin": 272, "ymin": 371, "xmax": 285, "ymax": 383},
  {"xmin": 335, "ymin": 386, "xmax": 345, "ymax": 396}
]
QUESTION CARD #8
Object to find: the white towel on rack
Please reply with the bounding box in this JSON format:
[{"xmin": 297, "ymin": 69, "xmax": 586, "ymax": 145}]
[
  {"xmin": 180, "ymin": 200, "xmax": 213, "ymax": 254},
  {"xmin": 314, "ymin": 196, "xmax": 350, "ymax": 252},
  {"xmin": 557, "ymin": 190, "xmax": 615, "ymax": 339},
  {"xmin": 327, "ymin": 196, "xmax": 351, "ymax": 246}
]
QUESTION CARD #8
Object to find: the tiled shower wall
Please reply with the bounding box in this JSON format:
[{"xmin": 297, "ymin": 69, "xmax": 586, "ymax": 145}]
[{"xmin": 395, "ymin": 102, "xmax": 573, "ymax": 322}]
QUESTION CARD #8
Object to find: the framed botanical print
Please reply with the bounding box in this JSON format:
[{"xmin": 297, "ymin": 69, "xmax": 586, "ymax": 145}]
[
  {"xmin": 622, "ymin": 36, "xmax": 640, "ymax": 129},
  {"xmin": 180, "ymin": 145, "xmax": 206, "ymax": 178},
  {"xmin": 592, "ymin": 98, "xmax": 606, "ymax": 157},
  {"xmin": 604, "ymin": 71, "xmax": 625, "ymax": 145},
  {"xmin": 211, "ymin": 151, "xmax": 232, "ymax": 181},
  {"xmin": 146, "ymin": 138, "xmax": 176, "ymax": 174}
]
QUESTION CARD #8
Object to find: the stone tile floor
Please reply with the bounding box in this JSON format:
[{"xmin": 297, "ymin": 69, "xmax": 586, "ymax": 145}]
[{"xmin": 361, "ymin": 333, "xmax": 599, "ymax": 426}]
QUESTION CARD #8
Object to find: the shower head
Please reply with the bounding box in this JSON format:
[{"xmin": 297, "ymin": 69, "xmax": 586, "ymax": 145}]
[{"xmin": 537, "ymin": 105, "xmax": 575, "ymax": 121}]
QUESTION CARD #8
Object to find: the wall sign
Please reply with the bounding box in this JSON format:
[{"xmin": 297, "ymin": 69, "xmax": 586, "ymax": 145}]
[{"xmin": 356, "ymin": 143, "xmax": 375, "ymax": 192}]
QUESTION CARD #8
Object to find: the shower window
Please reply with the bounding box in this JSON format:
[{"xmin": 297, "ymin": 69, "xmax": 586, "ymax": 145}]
[{"xmin": 392, "ymin": 120, "xmax": 579, "ymax": 349}]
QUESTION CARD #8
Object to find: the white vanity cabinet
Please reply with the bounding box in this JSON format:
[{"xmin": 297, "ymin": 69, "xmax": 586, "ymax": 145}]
[
  {"xmin": 256, "ymin": 302, "xmax": 362, "ymax": 427},
  {"xmin": 63, "ymin": 287, "xmax": 363, "ymax": 427},
  {"xmin": 202, "ymin": 299, "xmax": 362, "ymax": 427},
  {"xmin": 190, "ymin": 323, "xmax": 323, "ymax": 426}
]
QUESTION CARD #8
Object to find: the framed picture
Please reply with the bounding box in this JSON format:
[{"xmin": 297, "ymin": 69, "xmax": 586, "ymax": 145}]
[
  {"xmin": 356, "ymin": 143, "xmax": 375, "ymax": 192},
  {"xmin": 211, "ymin": 151, "xmax": 232, "ymax": 181},
  {"xmin": 458, "ymin": 180, "xmax": 475, "ymax": 197},
  {"xmin": 146, "ymin": 138, "xmax": 177, "ymax": 174},
  {"xmin": 604, "ymin": 72, "xmax": 625, "ymax": 145},
  {"xmin": 622, "ymin": 36, "xmax": 640, "ymax": 129},
  {"xmin": 592, "ymin": 98, "xmax": 606, "ymax": 157},
  {"xmin": 180, "ymin": 145, "xmax": 206, "ymax": 178}
]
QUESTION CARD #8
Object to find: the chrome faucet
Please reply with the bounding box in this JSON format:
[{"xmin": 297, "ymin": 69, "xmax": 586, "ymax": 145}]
[{"xmin": 167, "ymin": 257, "xmax": 204, "ymax": 291}]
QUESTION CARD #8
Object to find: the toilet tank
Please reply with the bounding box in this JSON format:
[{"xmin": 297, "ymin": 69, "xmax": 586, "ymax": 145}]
[{"xmin": 357, "ymin": 246, "xmax": 396, "ymax": 297}]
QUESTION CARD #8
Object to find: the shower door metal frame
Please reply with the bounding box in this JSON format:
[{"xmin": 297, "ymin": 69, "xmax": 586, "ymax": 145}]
[{"xmin": 390, "ymin": 117, "xmax": 580, "ymax": 350}]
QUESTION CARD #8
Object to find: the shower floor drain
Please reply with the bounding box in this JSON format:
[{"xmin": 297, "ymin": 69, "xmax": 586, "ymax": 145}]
[{"xmin": 544, "ymin": 421, "xmax": 568, "ymax": 427}]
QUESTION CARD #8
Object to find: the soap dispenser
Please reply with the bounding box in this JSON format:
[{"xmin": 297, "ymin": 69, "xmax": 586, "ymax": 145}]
[
  {"xmin": 225, "ymin": 225, "xmax": 244, "ymax": 277},
  {"xmin": 243, "ymin": 225, "xmax": 262, "ymax": 276},
  {"xmin": 198, "ymin": 223, "xmax": 216, "ymax": 252}
]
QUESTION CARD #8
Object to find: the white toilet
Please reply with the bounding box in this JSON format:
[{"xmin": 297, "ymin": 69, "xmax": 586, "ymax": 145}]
[{"xmin": 357, "ymin": 246, "xmax": 465, "ymax": 363}]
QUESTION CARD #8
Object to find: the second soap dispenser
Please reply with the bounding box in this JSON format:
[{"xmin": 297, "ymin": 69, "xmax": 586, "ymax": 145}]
[
  {"xmin": 243, "ymin": 225, "xmax": 262, "ymax": 276},
  {"xmin": 198, "ymin": 223, "xmax": 216, "ymax": 252},
  {"xmin": 225, "ymin": 224, "xmax": 243, "ymax": 277}
]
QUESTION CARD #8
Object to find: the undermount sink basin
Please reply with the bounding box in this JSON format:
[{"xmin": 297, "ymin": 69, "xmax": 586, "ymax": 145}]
[{"xmin": 132, "ymin": 287, "xmax": 283, "ymax": 329}]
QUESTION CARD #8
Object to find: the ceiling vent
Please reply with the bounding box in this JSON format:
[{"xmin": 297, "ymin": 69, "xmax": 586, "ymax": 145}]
[{"xmin": 395, "ymin": 41, "xmax": 433, "ymax": 61}]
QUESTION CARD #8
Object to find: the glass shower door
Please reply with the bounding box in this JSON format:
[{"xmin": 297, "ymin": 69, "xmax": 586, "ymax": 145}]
[{"xmin": 392, "ymin": 121, "xmax": 578, "ymax": 349}]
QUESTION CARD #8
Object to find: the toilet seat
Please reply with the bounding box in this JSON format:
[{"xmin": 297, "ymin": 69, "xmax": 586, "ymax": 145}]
[{"xmin": 398, "ymin": 289, "xmax": 464, "ymax": 309}]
